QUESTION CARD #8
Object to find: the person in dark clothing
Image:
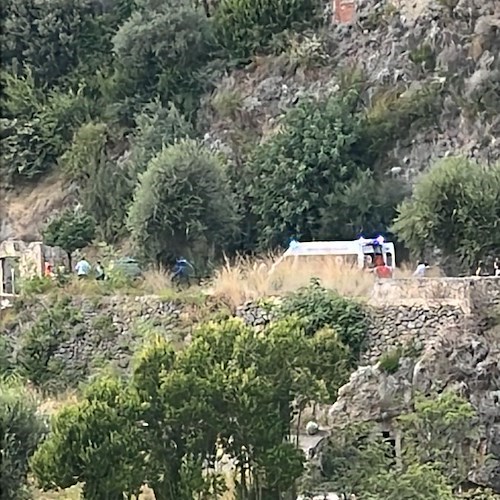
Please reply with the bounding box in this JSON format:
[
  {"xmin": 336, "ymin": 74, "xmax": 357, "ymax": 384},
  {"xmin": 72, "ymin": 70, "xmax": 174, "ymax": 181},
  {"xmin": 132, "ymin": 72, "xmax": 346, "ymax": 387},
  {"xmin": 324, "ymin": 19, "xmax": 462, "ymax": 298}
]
[
  {"xmin": 475, "ymin": 261, "xmax": 488, "ymax": 277},
  {"xmin": 172, "ymin": 258, "xmax": 194, "ymax": 286},
  {"xmin": 95, "ymin": 261, "xmax": 105, "ymax": 281}
]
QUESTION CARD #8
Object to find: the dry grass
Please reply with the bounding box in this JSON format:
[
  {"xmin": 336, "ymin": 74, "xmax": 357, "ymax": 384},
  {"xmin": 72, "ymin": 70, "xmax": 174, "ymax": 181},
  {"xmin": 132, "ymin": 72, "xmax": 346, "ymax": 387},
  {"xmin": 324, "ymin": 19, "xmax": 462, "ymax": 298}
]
[
  {"xmin": 210, "ymin": 255, "xmax": 417, "ymax": 310},
  {"xmin": 140, "ymin": 266, "xmax": 173, "ymax": 294}
]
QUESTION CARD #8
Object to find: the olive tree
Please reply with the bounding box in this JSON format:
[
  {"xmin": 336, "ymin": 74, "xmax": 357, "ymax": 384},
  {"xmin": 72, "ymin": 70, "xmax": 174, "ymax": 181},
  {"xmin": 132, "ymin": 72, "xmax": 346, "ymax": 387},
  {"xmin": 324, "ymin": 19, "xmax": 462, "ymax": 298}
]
[
  {"xmin": 127, "ymin": 139, "xmax": 239, "ymax": 264},
  {"xmin": 392, "ymin": 157, "xmax": 500, "ymax": 272}
]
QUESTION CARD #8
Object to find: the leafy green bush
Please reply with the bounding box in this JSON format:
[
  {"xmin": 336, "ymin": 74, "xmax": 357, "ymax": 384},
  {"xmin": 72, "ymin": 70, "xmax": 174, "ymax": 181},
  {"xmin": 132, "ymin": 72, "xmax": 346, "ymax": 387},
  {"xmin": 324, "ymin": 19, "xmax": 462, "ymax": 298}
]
[
  {"xmin": 31, "ymin": 375, "xmax": 144, "ymax": 499},
  {"xmin": 214, "ymin": 0, "xmax": 321, "ymax": 58},
  {"xmin": 309, "ymin": 327, "xmax": 350, "ymax": 400},
  {"xmin": 32, "ymin": 319, "xmax": 324, "ymax": 499},
  {"xmin": 247, "ymin": 88, "xmax": 365, "ymax": 247},
  {"xmin": 359, "ymin": 82, "xmax": 440, "ymax": 164},
  {"xmin": 392, "ymin": 157, "xmax": 500, "ymax": 272},
  {"xmin": 126, "ymin": 99, "xmax": 195, "ymax": 177},
  {"xmin": 110, "ymin": 0, "xmax": 214, "ymax": 117},
  {"xmin": 0, "ymin": 377, "xmax": 46, "ymax": 500},
  {"xmin": 378, "ymin": 348, "xmax": 402, "ymax": 374},
  {"xmin": 128, "ymin": 139, "xmax": 239, "ymax": 263},
  {"xmin": 278, "ymin": 280, "xmax": 368, "ymax": 362},
  {"xmin": 0, "ymin": 72, "xmax": 92, "ymax": 180},
  {"xmin": 1, "ymin": 0, "xmax": 112, "ymax": 86},
  {"xmin": 19, "ymin": 276, "xmax": 54, "ymax": 296},
  {"xmin": 61, "ymin": 122, "xmax": 134, "ymax": 242},
  {"xmin": 315, "ymin": 391, "xmax": 477, "ymax": 499},
  {"xmin": 0, "ymin": 337, "xmax": 14, "ymax": 376}
]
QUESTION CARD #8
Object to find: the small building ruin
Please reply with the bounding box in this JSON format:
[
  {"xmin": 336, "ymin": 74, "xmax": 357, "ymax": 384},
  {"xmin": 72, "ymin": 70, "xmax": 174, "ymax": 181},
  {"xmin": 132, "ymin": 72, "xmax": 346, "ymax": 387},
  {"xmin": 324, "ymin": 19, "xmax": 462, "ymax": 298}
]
[{"xmin": 0, "ymin": 240, "xmax": 65, "ymax": 295}]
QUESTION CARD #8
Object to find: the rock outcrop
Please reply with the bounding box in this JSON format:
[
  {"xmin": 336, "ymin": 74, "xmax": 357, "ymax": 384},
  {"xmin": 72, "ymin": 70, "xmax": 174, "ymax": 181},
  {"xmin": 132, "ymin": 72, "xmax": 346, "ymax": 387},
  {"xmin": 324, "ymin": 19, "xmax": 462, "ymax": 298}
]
[
  {"xmin": 328, "ymin": 322, "xmax": 500, "ymax": 490},
  {"xmin": 203, "ymin": 0, "xmax": 500, "ymax": 180}
]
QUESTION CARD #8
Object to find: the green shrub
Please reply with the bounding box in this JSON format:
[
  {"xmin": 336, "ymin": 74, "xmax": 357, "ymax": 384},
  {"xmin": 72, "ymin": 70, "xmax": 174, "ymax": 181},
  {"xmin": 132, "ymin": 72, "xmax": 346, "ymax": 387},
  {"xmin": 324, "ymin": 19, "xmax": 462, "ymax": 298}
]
[
  {"xmin": 0, "ymin": 377, "xmax": 47, "ymax": 500},
  {"xmin": 19, "ymin": 276, "xmax": 54, "ymax": 296},
  {"xmin": 43, "ymin": 208, "xmax": 96, "ymax": 269},
  {"xmin": 278, "ymin": 280, "xmax": 368, "ymax": 363},
  {"xmin": 128, "ymin": 139, "xmax": 239, "ymax": 264},
  {"xmin": 61, "ymin": 122, "xmax": 135, "ymax": 242},
  {"xmin": 214, "ymin": 0, "xmax": 321, "ymax": 58},
  {"xmin": 359, "ymin": 82, "xmax": 441, "ymax": 164},
  {"xmin": 378, "ymin": 348, "xmax": 402, "ymax": 374},
  {"xmin": 0, "ymin": 72, "xmax": 93, "ymax": 180},
  {"xmin": 16, "ymin": 297, "xmax": 83, "ymax": 391},
  {"xmin": 247, "ymin": 88, "xmax": 366, "ymax": 248},
  {"xmin": 409, "ymin": 44, "xmax": 436, "ymax": 71},
  {"xmin": 0, "ymin": 337, "xmax": 14, "ymax": 376},
  {"xmin": 392, "ymin": 157, "xmax": 500, "ymax": 272},
  {"xmin": 1, "ymin": 0, "xmax": 110, "ymax": 86},
  {"xmin": 110, "ymin": 0, "xmax": 214, "ymax": 117},
  {"xmin": 126, "ymin": 99, "xmax": 195, "ymax": 177}
]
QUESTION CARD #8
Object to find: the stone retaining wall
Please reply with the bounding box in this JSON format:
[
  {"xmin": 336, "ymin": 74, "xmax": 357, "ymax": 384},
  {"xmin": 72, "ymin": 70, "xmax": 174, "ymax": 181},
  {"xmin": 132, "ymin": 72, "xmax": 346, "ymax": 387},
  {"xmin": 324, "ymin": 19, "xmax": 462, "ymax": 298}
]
[
  {"xmin": 365, "ymin": 304, "xmax": 468, "ymax": 362},
  {"xmin": 3, "ymin": 295, "xmax": 190, "ymax": 387},
  {"xmin": 370, "ymin": 277, "xmax": 500, "ymax": 314},
  {"xmin": 236, "ymin": 277, "xmax": 500, "ymax": 363},
  {"xmin": 4, "ymin": 278, "xmax": 499, "ymax": 386}
]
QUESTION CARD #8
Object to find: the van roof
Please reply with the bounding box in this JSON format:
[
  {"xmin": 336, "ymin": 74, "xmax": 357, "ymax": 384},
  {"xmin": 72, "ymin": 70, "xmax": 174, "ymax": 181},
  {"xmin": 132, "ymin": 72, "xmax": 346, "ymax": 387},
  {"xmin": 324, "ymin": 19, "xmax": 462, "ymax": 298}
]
[{"xmin": 284, "ymin": 240, "xmax": 394, "ymax": 256}]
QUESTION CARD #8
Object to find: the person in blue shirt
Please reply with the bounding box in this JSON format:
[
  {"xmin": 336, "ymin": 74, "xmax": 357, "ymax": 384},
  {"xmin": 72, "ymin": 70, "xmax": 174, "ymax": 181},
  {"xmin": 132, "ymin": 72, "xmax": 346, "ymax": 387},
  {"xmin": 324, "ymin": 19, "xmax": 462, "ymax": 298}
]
[{"xmin": 172, "ymin": 257, "xmax": 195, "ymax": 286}]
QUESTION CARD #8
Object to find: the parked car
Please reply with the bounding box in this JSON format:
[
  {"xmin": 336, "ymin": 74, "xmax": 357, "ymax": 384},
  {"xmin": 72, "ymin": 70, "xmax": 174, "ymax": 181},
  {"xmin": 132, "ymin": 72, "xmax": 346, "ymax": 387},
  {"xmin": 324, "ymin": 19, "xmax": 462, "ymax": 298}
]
[{"xmin": 113, "ymin": 257, "xmax": 143, "ymax": 279}]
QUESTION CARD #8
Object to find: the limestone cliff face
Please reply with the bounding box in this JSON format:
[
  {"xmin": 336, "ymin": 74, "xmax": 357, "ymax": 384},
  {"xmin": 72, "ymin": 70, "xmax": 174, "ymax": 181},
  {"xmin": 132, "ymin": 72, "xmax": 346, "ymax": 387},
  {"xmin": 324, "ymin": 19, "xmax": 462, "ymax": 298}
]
[
  {"xmin": 202, "ymin": 0, "xmax": 500, "ymax": 180},
  {"xmin": 327, "ymin": 278, "xmax": 500, "ymax": 491},
  {"xmin": 328, "ymin": 324, "xmax": 500, "ymax": 490}
]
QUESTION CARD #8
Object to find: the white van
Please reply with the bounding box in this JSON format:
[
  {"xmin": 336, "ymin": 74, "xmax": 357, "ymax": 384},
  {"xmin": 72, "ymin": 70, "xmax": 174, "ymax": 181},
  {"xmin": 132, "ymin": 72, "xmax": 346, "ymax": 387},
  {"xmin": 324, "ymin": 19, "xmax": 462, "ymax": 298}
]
[{"xmin": 270, "ymin": 237, "xmax": 396, "ymax": 272}]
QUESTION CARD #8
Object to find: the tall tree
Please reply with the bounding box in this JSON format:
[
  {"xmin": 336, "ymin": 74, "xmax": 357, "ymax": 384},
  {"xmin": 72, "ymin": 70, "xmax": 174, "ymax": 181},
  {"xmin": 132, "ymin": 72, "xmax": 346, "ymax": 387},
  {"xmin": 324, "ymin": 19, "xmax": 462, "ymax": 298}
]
[{"xmin": 127, "ymin": 139, "xmax": 238, "ymax": 264}]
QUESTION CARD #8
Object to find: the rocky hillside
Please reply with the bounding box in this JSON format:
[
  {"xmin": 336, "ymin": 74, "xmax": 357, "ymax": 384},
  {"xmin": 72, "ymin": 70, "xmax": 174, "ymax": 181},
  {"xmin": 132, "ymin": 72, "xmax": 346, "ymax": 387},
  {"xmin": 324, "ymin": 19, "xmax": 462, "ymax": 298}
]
[{"xmin": 201, "ymin": 0, "xmax": 500, "ymax": 179}]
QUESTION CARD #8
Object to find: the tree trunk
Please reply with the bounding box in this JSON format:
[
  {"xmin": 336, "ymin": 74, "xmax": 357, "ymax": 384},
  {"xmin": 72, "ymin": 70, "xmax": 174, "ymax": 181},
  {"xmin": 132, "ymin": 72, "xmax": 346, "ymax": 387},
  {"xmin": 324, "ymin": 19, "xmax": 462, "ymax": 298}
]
[
  {"xmin": 67, "ymin": 251, "xmax": 73, "ymax": 271},
  {"xmin": 296, "ymin": 408, "xmax": 302, "ymax": 447}
]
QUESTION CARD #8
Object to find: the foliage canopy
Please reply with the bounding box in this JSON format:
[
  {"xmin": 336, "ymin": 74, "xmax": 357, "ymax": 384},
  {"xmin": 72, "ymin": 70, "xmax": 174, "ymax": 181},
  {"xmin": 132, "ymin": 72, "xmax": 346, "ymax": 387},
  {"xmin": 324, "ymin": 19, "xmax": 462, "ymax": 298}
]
[
  {"xmin": 128, "ymin": 139, "xmax": 239, "ymax": 263},
  {"xmin": 43, "ymin": 208, "xmax": 96, "ymax": 266},
  {"xmin": 393, "ymin": 157, "xmax": 500, "ymax": 271}
]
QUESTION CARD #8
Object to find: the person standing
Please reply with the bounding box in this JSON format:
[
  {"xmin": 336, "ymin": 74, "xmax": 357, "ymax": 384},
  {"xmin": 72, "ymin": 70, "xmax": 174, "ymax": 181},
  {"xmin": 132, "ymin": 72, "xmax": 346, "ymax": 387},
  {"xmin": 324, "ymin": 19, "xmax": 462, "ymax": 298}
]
[
  {"xmin": 475, "ymin": 261, "xmax": 488, "ymax": 277},
  {"xmin": 172, "ymin": 257, "xmax": 195, "ymax": 287},
  {"xmin": 75, "ymin": 256, "xmax": 91, "ymax": 278},
  {"xmin": 413, "ymin": 261, "xmax": 429, "ymax": 277},
  {"xmin": 375, "ymin": 262, "xmax": 393, "ymax": 279},
  {"xmin": 95, "ymin": 261, "xmax": 105, "ymax": 281},
  {"xmin": 494, "ymin": 258, "xmax": 500, "ymax": 277}
]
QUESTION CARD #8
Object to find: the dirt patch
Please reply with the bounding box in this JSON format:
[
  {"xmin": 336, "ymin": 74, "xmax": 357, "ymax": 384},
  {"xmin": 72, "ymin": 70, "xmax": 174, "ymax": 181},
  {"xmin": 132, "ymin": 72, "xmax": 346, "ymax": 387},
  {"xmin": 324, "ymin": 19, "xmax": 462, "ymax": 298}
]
[{"xmin": 0, "ymin": 173, "xmax": 72, "ymax": 241}]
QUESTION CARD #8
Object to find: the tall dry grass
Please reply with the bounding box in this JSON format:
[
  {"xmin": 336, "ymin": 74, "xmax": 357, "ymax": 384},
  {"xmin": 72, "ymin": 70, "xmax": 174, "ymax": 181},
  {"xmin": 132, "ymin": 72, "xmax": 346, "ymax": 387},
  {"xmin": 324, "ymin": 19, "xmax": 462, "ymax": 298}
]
[{"xmin": 211, "ymin": 255, "xmax": 416, "ymax": 310}]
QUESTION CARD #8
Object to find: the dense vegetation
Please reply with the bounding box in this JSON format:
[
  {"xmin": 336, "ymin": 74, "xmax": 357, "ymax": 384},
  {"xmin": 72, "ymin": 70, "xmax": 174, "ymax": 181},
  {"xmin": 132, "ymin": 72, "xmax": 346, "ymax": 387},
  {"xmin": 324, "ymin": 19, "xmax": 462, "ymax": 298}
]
[
  {"xmin": 1, "ymin": 0, "xmax": 499, "ymax": 496},
  {"xmin": 2, "ymin": 0, "xmax": 498, "ymax": 272},
  {"xmin": 2, "ymin": 283, "xmax": 496, "ymax": 499}
]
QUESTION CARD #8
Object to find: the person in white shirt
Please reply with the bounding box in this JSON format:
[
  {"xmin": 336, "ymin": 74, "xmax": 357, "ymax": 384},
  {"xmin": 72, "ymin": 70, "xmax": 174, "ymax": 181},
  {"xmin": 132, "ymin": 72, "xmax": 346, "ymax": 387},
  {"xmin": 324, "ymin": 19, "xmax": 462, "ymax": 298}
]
[
  {"xmin": 413, "ymin": 261, "xmax": 429, "ymax": 277},
  {"xmin": 75, "ymin": 257, "xmax": 91, "ymax": 278}
]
